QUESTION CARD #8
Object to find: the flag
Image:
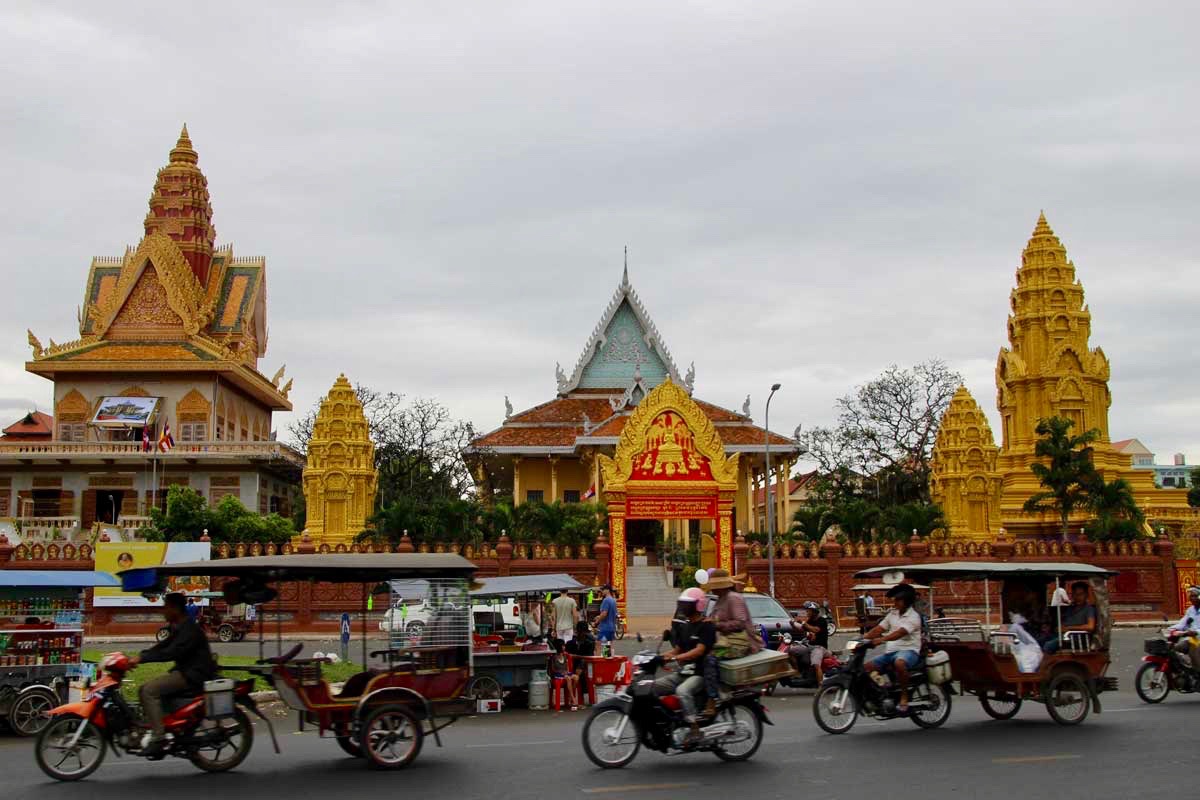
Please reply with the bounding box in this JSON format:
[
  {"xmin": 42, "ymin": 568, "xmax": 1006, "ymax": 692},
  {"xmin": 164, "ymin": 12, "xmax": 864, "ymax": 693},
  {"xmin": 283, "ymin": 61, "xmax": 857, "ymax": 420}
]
[
  {"xmin": 582, "ymin": 483, "xmax": 596, "ymax": 501},
  {"xmin": 141, "ymin": 427, "xmax": 151, "ymax": 453},
  {"xmin": 158, "ymin": 422, "xmax": 175, "ymax": 453}
]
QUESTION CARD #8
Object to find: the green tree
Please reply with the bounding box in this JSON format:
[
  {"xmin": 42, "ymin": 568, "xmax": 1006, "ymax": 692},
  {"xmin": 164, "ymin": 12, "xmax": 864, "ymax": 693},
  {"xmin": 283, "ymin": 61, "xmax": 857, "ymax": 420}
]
[
  {"xmin": 147, "ymin": 485, "xmax": 210, "ymax": 542},
  {"xmin": 881, "ymin": 501, "xmax": 947, "ymax": 542},
  {"xmin": 1084, "ymin": 476, "xmax": 1146, "ymax": 541},
  {"xmin": 1188, "ymin": 467, "xmax": 1200, "ymax": 508},
  {"xmin": 790, "ymin": 505, "xmax": 835, "ymax": 543},
  {"xmin": 1022, "ymin": 416, "xmax": 1100, "ymax": 537},
  {"xmin": 831, "ymin": 498, "xmax": 880, "ymax": 544}
]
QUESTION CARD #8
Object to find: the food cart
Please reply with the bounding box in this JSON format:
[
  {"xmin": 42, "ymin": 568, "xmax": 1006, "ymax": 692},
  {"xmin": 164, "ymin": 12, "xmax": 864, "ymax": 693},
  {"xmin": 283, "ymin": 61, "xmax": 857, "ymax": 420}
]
[
  {"xmin": 467, "ymin": 574, "xmax": 583, "ymax": 701},
  {"xmin": 0, "ymin": 570, "xmax": 118, "ymax": 736}
]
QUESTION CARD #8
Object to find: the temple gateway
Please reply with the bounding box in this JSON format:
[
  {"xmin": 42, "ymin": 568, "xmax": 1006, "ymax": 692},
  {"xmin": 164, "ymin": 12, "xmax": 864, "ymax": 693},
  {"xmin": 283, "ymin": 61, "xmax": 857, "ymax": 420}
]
[{"xmin": 466, "ymin": 268, "xmax": 801, "ymax": 612}]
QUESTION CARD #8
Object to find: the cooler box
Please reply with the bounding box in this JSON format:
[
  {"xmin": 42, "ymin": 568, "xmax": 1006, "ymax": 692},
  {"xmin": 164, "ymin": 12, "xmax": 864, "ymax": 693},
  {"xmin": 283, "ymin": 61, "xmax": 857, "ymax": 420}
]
[
  {"xmin": 925, "ymin": 650, "xmax": 952, "ymax": 685},
  {"xmin": 204, "ymin": 679, "xmax": 236, "ymax": 719},
  {"xmin": 718, "ymin": 649, "xmax": 795, "ymax": 687}
]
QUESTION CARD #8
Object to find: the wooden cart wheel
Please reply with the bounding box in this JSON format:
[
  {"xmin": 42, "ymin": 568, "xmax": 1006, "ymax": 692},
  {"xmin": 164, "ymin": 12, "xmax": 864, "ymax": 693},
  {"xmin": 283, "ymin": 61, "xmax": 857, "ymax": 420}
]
[
  {"xmin": 467, "ymin": 675, "xmax": 503, "ymax": 700},
  {"xmin": 979, "ymin": 690, "xmax": 1023, "ymax": 720},
  {"xmin": 1045, "ymin": 672, "xmax": 1090, "ymax": 726}
]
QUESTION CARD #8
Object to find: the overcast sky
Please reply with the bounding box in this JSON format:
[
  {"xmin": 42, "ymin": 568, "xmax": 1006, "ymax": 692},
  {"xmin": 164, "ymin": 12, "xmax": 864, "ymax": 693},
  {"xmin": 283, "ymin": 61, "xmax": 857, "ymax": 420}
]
[{"xmin": 2, "ymin": 2, "xmax": 1198, "ymax": 465}]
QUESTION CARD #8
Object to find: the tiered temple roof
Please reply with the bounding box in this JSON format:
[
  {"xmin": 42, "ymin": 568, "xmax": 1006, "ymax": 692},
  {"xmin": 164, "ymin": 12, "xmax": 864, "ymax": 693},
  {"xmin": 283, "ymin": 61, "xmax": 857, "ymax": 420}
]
[
  {"xmin": 26, "ymin": 126, "xmax": 290, "ymax": 410},
  {"xmin": 468, "ymin": 268, "xmax": 796, "ymax": 456}
]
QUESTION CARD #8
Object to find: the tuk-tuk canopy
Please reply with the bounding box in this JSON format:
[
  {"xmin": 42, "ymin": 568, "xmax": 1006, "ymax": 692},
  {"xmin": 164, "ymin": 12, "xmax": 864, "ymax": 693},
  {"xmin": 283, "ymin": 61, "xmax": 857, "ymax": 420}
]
[
  {"xmin": 854, "ymin": 561, "xmax": 1116, "ymax": 584},
  {"xmin": 0, "ymin": 570, "xmax": 120, "ymax": 588},
  {"xmin": 120, "ymin": 553, "xmax": 477, "ymax": 592},
  {"xmin": 470, "ymin": 573, "xmax": 584, "ymax": 598},
  {"xmin": 852, "ymin": 582, "xmax": 929, "ymax": 592}
]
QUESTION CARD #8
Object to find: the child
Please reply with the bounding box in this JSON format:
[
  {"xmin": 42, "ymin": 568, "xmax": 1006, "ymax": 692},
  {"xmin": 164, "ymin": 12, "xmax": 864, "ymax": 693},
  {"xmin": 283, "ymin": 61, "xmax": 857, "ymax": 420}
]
[{"xmin": 549, "ymin": 638, "xmax": 579, "ymax": 711}]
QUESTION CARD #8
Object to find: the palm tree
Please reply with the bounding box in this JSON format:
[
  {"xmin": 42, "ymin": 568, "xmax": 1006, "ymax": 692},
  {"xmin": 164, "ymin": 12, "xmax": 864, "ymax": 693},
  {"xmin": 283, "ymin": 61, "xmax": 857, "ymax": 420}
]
[
  {"xmin": 882, "ymin": 502, "xmax": 947, "ymax": 542},
  {"xmin": 790, "ymin": 505, "xmax": 835, "ymax": 543},
  {"xmin": 1023, "ymin": 416, "xmax": 1101, "ymax": 537},
  {"xmin": 831, "ymin": 499, "xmax": 880, "ymax": 544},
  {"xmin": 1085, "ymin": 476, "xmax": 1146, "ymax": 541}
]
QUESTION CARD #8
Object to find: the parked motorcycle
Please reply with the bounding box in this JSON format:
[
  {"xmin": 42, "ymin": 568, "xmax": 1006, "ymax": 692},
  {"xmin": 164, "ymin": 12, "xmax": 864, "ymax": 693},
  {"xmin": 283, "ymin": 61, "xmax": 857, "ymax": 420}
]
[
  {"xmin": 1137, "ymin": 630, "xmax": 1200, "ymax": 703},
  {"xmin": 34, "ymin": 652, "xmax": 277, "ymax": 781},
  {"xmin": 581, "ymin": 639, "xmax": 772, "ymax": 768},
  {"xmin": 812, "ymin": 639, "xmax": 951, "ymax": 734}
]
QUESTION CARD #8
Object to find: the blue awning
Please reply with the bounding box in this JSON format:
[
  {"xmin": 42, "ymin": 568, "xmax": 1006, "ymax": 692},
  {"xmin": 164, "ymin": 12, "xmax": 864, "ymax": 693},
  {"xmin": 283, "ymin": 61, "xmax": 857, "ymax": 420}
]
[{"xmin": 0, "ymin": 570, "xmax": 120, "ymax": 588}]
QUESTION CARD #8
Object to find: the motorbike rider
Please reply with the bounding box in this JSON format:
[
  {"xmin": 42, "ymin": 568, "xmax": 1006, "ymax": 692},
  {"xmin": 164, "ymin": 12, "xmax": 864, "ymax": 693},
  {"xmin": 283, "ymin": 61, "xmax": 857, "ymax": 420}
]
[
  {"xmin": 1170, "ymin": 587, "xmax": 1200, "ymax": 672},
  {"xmin": 656, "ymin": 587, "xmax": 717, "ymax": 744},
  {"xmin": 787, "ymin": 601, "xmax": 830, "ymax": 683},
  {"xmin": 863, "ymin": 583, "xmax": 922, "ymax": 713},
  {"xmin": 128, "ymin": 592, "xmax": 217, "ymax": 756}
]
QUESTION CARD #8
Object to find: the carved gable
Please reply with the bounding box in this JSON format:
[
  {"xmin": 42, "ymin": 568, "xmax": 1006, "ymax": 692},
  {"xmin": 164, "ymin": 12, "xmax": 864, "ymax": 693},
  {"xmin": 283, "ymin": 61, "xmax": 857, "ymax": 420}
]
[{"xmin": 107, "ymin": 269, "xmax": 185, "ymax": 335}]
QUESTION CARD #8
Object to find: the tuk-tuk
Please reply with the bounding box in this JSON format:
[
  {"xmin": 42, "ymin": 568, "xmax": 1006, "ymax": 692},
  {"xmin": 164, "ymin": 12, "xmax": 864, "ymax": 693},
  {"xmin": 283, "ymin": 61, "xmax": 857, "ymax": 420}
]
[
  {"xmin": 123, "ymin": 552, "xmax": 478, "ymax": 769},
  {"xmin": 855, "ymin": 561, "xmax": 1117, "ymax": 725}
]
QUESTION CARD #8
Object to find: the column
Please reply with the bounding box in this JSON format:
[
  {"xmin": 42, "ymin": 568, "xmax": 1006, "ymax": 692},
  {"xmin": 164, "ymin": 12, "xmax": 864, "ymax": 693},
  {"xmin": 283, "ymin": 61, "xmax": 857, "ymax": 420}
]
[
  {"xmin": 775, "ymin": 462, "xmax": 787, "ymax": 535},
  {"xmin": 549, "ymin": 457, "xmax": 559, "ymax": 505},
  {"xmin": 513, "ymin": 457, "xmax": 522, "ymax": 506},
  {"xmin": 593, "ymin": 450, "xmax": 602, "ymax": 500}
]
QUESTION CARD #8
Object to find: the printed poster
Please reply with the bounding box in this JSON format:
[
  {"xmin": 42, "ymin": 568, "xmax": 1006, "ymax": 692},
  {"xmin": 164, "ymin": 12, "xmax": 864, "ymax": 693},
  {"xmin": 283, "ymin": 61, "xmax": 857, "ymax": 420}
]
[{"xmin": 94, "ymin": 541, "xmax": 211, "ymax": 607}]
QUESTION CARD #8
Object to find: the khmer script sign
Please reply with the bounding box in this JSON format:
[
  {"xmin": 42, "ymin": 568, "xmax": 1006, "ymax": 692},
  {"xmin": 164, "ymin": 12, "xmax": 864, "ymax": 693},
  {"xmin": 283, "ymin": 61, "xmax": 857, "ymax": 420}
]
[{"xmin": 626, "ymin": 495, "xmax": 718, "ymax": 519}]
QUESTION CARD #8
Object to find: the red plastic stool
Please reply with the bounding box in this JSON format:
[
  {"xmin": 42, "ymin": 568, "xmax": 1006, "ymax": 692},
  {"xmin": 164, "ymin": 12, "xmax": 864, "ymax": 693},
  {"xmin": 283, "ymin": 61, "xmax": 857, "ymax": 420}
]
[{"xmin": 551, "ymin": 676, "xmax": 568, "ymax": 711}]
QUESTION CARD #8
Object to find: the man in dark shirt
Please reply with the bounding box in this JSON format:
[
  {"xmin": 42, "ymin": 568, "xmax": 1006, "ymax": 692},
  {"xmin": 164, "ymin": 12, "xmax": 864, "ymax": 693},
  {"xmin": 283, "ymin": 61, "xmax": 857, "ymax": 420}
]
[
  {"xmin": 130, "ymin": 592, "xmax": 216, "ymax": 754},
  {"xmin": 654, "ymin": 588, "xmax": 716, "ymax": 743},
  {"xmin": 1043, "ymin": 582, "xmax": 1097, "ymax": 654},
  {"xmin": 788, "ymin": 601, "xmax": 831, "ymax": 682}
]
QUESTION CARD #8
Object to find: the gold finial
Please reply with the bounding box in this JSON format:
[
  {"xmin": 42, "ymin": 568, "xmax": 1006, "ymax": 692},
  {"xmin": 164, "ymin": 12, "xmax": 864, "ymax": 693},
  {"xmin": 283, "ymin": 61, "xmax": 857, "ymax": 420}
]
[
  {"xmin": 169, "ymin": 123, "xmax": 198, "ymax": 165},
  {"xmin": 1033, "ymin": 210, "xmax": 1053, "ymax": 237}
]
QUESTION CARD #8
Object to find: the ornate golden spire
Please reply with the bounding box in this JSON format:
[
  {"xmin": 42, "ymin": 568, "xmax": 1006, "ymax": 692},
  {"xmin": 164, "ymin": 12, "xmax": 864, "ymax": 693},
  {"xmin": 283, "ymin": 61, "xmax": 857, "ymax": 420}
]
[
  {"xmin": 930, "ymin": 385, "xmax": 1002, "ymax": 540},
  {"xmin": 144, "ymin": 124, "xmax": 216, "ymax": 285}
]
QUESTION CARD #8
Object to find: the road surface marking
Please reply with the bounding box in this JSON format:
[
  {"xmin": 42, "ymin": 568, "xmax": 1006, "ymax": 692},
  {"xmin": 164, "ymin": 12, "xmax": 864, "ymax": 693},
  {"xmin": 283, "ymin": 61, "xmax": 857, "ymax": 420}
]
[
  {"xmin": 582, "ymin": 783, "xmax": 699, "ymax": 794},
  {"xmin": 992, "ymin": 754, "xmax": 1081, "ymax": 764},
  {"xmin": 466, "ymin": 739, "xmax": 567, "ymax": 748}
]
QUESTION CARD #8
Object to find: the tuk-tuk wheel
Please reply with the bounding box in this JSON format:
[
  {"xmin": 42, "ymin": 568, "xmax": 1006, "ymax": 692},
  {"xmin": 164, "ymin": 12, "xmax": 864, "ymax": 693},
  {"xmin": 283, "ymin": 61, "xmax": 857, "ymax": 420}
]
[
  {"xmin": 234, "ymin": 632, "xmax": 246, "ymax": 642},
  {"xmin": 334, "ymin": 724, "xmax": 363, "ymax": 758},
  {"xmin": 9, "ymin": 688, "xmax": 59, "ymax": 736},
  {"xmin": 359, "ymin": 704, "xmax": 424, "ymax": 770},
  {"xmin": 978, "ymin": 691, "xmax": 1022, "ymax": 720},
  {"xmin": 217, "ymin": 624, "xmax": 237, "ymax": 643},
  {"xmin": 155, "ymin": 626, "xmax": 171, "ymax": 643},
  {"xmin": 1045, "ymin": 672, "xmax": 1090, "ymax": 726}
]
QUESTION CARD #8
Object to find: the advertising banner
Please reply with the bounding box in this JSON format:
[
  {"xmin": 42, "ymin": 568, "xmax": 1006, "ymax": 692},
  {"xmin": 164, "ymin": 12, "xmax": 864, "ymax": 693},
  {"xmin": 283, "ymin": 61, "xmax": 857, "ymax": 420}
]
[{"xmin": 94, "ymin": 541, "xmax": 211, "ymax": 607}]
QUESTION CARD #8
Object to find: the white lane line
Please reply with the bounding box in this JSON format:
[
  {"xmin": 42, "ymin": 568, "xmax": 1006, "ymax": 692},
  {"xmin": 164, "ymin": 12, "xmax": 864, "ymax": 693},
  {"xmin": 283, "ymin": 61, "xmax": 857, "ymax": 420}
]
[{"xmin": 465, "ymin": 739, "xmax": 567, "ymax": 748}]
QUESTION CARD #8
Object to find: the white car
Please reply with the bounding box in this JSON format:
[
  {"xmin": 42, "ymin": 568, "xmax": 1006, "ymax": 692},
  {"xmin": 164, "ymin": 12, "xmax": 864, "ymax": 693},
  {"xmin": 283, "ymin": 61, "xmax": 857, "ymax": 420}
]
[{"xmin": 379, "ymin": 596, "xmax": 523, "ymax": 637}]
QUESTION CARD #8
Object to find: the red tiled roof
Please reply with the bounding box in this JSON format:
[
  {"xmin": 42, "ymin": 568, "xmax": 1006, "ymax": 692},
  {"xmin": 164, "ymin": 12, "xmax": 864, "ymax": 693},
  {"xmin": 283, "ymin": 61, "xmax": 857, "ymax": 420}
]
[
  {"xmin": 471, "ymin": 393, "xmax": 798, "ymax": 451},
  {"xmin": 1111, "ymin": 438, "xmax": 1134, "ymax": 450},
  {"xmin": 754, "ymin": 471, "xmax": 818, "ymax": 505},
  {"xmin": 2, "ymin": 411, "xmax": 53, "ymax": 438},
  {"xmin": 507, "ymin": 397, "xmax": 615, "ymax": 424}
]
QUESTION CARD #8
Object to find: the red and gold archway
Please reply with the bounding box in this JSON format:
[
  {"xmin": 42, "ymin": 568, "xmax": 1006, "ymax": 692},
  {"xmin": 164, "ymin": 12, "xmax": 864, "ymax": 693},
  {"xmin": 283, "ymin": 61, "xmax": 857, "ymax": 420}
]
[{"xmin": 598, "ymin": 379, "xmax": 740, "ymax": 613}]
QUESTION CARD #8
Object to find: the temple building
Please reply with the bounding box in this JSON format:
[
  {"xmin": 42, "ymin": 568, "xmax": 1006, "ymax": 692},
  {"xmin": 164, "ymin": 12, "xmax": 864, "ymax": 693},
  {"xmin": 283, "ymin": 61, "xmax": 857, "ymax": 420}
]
[
  {"xmin": 300, "ymin": 375, "xmax": 378, "ymax": 546},
  {"xmin": 932, "ymin": 214, "xmax": 1194, "ymax": 538},
  {"xmin": 0, "ymin": 126, "xmax": 302, "ymax": 542},
  {"xmin": 466, "ymin": 267, "xmax": 802, "ymax": 610}
]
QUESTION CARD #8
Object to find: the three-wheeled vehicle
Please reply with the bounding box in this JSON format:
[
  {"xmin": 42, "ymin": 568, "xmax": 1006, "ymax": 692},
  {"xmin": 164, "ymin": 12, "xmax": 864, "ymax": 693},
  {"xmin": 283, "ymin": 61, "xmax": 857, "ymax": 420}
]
[
  {"xmin": 155, "ymin": 590, "xmax": 254, "ymax": 644},
  {"xmin": 855, "ymin": 561, "xmax": 1118, "ymax": 726},
  {"xmin": 129, "ymin": 553, "xmax": 478, "ymax": 770}
]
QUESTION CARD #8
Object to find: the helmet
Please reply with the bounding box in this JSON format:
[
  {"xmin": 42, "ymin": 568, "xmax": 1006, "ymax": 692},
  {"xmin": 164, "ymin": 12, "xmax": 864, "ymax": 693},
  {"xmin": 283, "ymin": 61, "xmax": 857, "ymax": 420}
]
[
  {"xmin": 678, "ymin": 587, "xmax": 707, "ymax": 606},
  {"xmin": 802, "ymin": 601, "xmax": 820, "ymax": 612},
  {"xmin": 886, "ymin": 583, "xmax": 918, "ymax": 603}
]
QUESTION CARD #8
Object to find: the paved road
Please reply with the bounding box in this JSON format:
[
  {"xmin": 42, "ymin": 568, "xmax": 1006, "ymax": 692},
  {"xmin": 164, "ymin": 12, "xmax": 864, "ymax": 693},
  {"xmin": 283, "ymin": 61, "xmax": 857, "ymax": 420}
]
[{"xmin": 4, "ymin": 629, "xmax": 1190, "ymax": 799}]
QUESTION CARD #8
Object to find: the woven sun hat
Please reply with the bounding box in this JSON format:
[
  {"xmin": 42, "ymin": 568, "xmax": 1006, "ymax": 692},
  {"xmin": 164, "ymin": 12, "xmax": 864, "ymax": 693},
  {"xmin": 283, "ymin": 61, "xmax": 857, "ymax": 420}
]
[{"xmin": 707, "ymin": 569, "xmax": 737, "ymax": 590}]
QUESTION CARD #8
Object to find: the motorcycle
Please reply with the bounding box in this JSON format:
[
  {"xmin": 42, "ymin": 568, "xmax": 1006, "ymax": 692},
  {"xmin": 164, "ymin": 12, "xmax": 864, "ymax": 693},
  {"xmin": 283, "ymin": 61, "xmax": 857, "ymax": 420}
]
[
  {"xmin": 764, "ymin": 621, "xmax": 841, "ymax": 694},
  {"xmin": 34, "ymin": 652, "xmax": 277, "ymax": 781},
  {"xmin": 581, "ymin": 637, "xmax": 772, "ymax": 768},
  {"xmin": 1136, "ymin": 630, "xmax": 1200, "ymax": 703},
  {"xmin": 812, "ymin": 639, "xmax": 951, "ymax": 734}
]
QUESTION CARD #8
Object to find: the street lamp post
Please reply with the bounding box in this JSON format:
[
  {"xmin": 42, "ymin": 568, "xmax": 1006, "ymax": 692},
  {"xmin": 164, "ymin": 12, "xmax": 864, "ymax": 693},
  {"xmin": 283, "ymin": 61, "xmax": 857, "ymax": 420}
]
[
  {"xmin": 765, "ymin": 383, "xmax": 781, "ymax": 598},
  {"xmin": 109, "ymin": 494, "xmax": 118, "ymax": 525}
]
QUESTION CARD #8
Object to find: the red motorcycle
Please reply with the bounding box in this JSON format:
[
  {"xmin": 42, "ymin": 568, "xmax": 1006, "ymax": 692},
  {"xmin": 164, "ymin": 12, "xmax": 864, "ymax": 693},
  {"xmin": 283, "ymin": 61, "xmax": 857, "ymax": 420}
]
[
  {"xmin": 33, "ymin": 652, "xmax": 275, "ymax": 781},
  {"xmin": 1136, "ymin": 630, "xmax": 1200, "ymax": 704}
]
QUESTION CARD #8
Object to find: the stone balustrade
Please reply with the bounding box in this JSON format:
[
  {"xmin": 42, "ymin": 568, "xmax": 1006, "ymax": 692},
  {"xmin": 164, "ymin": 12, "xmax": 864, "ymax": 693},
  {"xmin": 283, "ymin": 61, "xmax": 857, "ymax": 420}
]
[{"xmin": 0, "ymin": 440, "xmax": 305, "ymax": 467}]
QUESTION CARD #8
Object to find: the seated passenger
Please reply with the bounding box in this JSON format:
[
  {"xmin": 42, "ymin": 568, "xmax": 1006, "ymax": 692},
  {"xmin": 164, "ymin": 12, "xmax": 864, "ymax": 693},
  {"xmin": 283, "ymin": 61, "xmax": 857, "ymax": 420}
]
[
  {"xmin": 1043, "ymin": 582, "xmax": 1096, "ymax": 653},
  {"xmin": 864, "ymin": 583, "xmax": 922, "ymax": 713}
]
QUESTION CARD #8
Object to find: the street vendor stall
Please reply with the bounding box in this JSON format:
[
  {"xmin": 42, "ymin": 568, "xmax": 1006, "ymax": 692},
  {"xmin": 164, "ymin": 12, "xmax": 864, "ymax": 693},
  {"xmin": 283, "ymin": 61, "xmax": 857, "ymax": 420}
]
[
  {"xmin": 0, "ymin": 570, "xmax": 118, "ymax": 736},
  {"xmin": 466, "ymin": 574, "xmax": 583, "ymax": 701}
]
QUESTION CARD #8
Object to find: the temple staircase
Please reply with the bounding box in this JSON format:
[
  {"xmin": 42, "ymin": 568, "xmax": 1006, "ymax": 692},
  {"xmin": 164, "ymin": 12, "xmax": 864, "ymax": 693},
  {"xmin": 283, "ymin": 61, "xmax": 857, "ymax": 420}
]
[{"xmin": 625, "ymin": 564, "xmax": 678, "ymax": 617}]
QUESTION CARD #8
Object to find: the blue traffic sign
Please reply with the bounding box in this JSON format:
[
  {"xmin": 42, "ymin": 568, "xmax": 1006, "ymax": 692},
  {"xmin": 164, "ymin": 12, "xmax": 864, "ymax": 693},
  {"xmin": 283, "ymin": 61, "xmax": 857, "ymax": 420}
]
[{"xmin": 340, "ymin": 612, "xmax": 351, "ymax": 644}]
